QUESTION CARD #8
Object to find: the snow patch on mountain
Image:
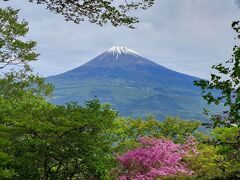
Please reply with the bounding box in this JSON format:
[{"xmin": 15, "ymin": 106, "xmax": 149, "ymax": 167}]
[{"xmin": 107, "ymin": 46, "xmax": 141, "ymax": 57}]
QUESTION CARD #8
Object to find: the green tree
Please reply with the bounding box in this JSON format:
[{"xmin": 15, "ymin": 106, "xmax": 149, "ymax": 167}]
[
  {"xmin": 194, "ymin": 21, "xmax": 240, "ymax": 127},
  {"xmin": 0, "ymin": 95, "xmax": 117, "ymax": 179},
  {"xmin": 190, "ymin": 144, "xmax": 225, "ymax": 179},
  {"xmin": 111, "ymin": 116, "xmax": 162, "ymax": 154},
  {"xmin": 111, "ymin": 116, "xmax": 201, "ymax": 154},
  {"xmin": 0, "ymin": 7, "xmax": 53, "ymax": 98},
  {"xmin": 0, "ymin": 65, "xmax": 53, "ymax": 99},
  {"xmin": 0, "ymin": 7, "xmax": 118, "ymax": 179},
  {"xmin": 159, "ymin": 117, "xmax": 201, "ymax": 143},
  {"xmin": 211, "ymin": 127, "xmax": 240, "ymax": 178},
  {"xmin": 0, "ymin": 7, "xmax": 53, "ymax": 179},
  {"xmin": 190, "ymin": 127, "xmax": 240, "ymax": 179},
  {"xmin": 0, "ymin": 7, "xmax": 38, "ymax": 69},
  {"xmin": 3, "ymin": 0, "xmax": 155, "ymax": 28}
]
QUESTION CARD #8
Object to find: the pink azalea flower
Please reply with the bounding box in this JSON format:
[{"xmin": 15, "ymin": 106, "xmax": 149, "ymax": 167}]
[{"xmin": 117, "ymin": 137, "xmax": 196, "ymax": 179}]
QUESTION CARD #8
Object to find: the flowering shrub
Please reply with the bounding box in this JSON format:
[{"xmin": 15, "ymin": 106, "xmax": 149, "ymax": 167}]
[{"xmin": 117, "ymin": 137, "xmax": 197, "ymax": 179}]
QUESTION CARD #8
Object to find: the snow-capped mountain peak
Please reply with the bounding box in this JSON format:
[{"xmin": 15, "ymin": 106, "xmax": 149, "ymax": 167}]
[
  {"xmin": 81, "ymin": 46, "xmax": 155, "ymax": 68},
  {"xmin": 107, "ymin": 46, "xmax": 141, "ymax": 56}
]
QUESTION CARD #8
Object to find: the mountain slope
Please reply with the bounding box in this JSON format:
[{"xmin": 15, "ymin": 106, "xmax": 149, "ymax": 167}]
[{"xmin": 47, "ymin": 46, "xmax": 221, "ymax": 121}]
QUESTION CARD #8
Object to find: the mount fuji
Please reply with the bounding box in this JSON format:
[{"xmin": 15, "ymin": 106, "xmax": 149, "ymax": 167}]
[{"xmin": 46, "ymin": 46, "xmax": 221, "ymax": 121}]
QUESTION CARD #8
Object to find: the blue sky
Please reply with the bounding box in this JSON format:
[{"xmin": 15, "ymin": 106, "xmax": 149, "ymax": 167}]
[{"xmin": 1, "ymin": 0, "xmax": 240, "ymax": 78}]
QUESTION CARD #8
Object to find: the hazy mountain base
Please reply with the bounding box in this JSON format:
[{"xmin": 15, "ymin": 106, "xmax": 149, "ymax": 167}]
[{"xmin": 47, "ymin": 76, "xmax": 222, "ymax": 121}]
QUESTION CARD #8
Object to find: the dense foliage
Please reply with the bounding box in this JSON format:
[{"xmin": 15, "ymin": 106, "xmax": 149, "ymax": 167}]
[
  {"xmin": 3, "ymin": 0, "xmax": 155, "ymax": 28},
  {"xmin": 0, "ymin": 95, "xmax": 117, "ymax": 179},
  {"xmin": 189, "ymin": 127, "xmax": 240, "ymax": 179},
  {"xmin": 111, "ymin": 116, "xmax": 200, "ymax": 154},
  {"xmin": 0, "ymin": 7, "xmax": 117, "ymax": 179}
]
